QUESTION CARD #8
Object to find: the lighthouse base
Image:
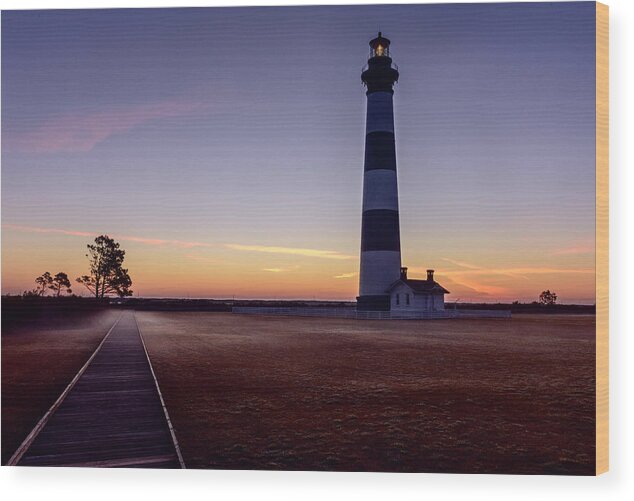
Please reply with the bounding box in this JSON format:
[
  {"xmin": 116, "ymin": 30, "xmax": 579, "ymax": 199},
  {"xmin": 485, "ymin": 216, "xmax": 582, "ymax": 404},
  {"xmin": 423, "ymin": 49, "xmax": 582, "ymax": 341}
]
[{"xmin": 356, "ymin": 295, "xmax": 391, "ymax": 311}]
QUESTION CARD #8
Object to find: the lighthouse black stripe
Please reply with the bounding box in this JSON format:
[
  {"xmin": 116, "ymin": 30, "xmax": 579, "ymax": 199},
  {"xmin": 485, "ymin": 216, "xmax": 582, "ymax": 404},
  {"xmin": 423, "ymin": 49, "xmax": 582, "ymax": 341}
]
[
  {"xmin": 361, "ymin": 209, "xmax": 401, "ymax": 252},
  {"xmin": 364, "ymin": 131, "xmax": 396, "ymax": 171},
  {"xmin": 366, "ymin": 92, "xmax": 394, "ymax": 134}
]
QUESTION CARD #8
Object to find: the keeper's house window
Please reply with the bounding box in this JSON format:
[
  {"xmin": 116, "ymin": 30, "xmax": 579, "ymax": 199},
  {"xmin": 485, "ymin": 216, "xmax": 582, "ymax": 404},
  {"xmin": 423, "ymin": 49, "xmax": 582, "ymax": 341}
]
[
  {"xmin": 396, "ymin": 293, "xmax": 400, "ymax": 305},
  {"xmin": 406, "ymin": 293, "xmax": 410, "ymax": 305}
]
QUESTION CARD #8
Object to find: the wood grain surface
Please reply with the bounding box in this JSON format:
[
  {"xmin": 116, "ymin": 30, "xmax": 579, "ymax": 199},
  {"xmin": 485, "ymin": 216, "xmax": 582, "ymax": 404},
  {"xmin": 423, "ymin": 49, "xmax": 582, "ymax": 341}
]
[
  {"xmin": 595, "ymin": 0, "xmax": 609, "ymax": 476},
  {"xmin": 11, "ymin": 311, "xmax": 183, "ymax": 468}
]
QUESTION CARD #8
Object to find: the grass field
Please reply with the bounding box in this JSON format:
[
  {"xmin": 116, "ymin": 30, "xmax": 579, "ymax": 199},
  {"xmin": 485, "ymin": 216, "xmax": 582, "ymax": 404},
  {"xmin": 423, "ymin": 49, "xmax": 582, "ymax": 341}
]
[
  {"xmin": 1, "ymin": 308, "xmax": 120, "ymax": 465},
  {"xmin": 136, "ymin": 312, "xmax": 595, "ymax": 474}
]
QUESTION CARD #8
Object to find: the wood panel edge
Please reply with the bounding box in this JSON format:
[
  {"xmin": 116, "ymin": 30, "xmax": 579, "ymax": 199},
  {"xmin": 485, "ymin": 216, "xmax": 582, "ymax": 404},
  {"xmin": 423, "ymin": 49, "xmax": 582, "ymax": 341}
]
[{"xmin": 595, "ymin": 0, "xmax": 609, "ymax": 477}]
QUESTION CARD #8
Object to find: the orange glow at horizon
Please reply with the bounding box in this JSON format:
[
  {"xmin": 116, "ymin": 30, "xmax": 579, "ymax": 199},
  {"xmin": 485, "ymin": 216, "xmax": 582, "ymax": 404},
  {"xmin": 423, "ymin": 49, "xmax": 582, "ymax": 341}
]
[{"xmin": 1, "ymin": 224, "xmax": 595, "ymax": 304}]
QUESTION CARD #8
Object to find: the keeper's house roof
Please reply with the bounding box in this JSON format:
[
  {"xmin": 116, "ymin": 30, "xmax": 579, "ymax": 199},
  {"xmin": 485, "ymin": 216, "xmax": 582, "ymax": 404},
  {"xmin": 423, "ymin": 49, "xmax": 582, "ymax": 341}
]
[{"xmin": 387, "ymin": 278, "xmax": 450, "ymax": 295}]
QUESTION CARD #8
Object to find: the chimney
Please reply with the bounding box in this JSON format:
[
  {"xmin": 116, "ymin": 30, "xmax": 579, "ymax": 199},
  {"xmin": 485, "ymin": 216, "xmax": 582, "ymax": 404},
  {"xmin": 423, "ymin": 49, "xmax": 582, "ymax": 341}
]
[
  {"xmin": 400, "ymin": 267, "xmax": 408, "ymax": 280},
  {"xmin": 427, "ymin": 269, "xmax": 434, "ymax": 281}
]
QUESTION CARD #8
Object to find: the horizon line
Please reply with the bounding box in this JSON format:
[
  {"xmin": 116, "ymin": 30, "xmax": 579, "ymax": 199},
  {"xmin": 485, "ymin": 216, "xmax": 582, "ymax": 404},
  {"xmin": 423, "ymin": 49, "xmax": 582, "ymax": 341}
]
[{"xmin": 0, "ymin": 293, "xmax": 597, "ymax": 307}]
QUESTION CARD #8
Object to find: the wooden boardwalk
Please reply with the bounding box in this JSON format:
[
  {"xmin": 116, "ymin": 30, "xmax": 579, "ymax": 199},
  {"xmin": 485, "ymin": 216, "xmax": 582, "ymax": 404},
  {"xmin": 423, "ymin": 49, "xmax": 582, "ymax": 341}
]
[{"xmin": 12, "ymin": 311, "xmax": 184, "ymax": 468}]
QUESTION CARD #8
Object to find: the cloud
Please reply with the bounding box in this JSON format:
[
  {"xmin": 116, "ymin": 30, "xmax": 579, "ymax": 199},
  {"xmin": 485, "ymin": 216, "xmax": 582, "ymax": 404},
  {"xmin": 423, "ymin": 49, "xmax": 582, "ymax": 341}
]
[
  {"xmin": 3, "ymin": 224, "xmax": 96, "ymax": 239},
  {"xmin": 5, "ymin": 227, "xmax": 355, "ymax": 260},
  {"xmin": 430, "ymin": 258, "xmax": 594, "ymax": 278},
  {"xmin": 445, "ymin": 277, "xmax": 509, "ymax": 298},
  {"xmin": 414, "ymin": 259, "xmax": 594, "ymax": 300},
  {"xmin": 441, "ymin": 258, "xmax": 483, "ymax": 270},
  {"xmin": 552, "ymin": 244, "xmax": 595, "ymax": 256},
  {"xmin": 334, "ymin": 272, "xmax": 358, "ymax": 279},
  {"xmin": 3, "ymin": 223, "xmax": 214, "ymax": 249},
  {"xmin": 439, "ymin": 276, "xmax": 498, "ymax": 299},
  {"xmin": 4, "ymin": 99, "xmax": 206, "ymax": 153},
  {"xmin": 225, "ymin": 243, "xmax": 355, "ymax": 260},
  {"xmin": 445, "ymin": 267, "xmax": 594, "ymax": 277}
]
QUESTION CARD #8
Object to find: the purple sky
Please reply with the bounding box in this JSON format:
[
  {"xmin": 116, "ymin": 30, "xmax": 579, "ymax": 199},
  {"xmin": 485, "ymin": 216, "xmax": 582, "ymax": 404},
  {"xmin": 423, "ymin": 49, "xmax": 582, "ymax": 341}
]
[{"xmin": 2, "ymin": 3, "xmax": 597, "ymax": 302}]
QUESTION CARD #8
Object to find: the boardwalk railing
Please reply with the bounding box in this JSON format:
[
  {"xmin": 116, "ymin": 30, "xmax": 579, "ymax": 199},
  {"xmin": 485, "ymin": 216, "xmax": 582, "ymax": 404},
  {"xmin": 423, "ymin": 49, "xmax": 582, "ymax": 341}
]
[{"xmin": 232, "ymin": 307, "xmax": 511, "ymax": 320}]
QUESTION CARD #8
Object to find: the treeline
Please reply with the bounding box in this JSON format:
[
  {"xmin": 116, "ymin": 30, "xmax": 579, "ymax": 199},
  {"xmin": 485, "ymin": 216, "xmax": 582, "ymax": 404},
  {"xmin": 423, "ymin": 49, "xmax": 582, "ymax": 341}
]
[
  {"xmin": 3, "ymin": 295, "xmax": 595, "ymax": 314},
  {"xmin": 111, "ymin": 298, "xmax": 356, "ymax": 312},
  {"xmin": 454, "ymin": 302, "xmax": 595, "ymax": 314},
  {"xmin": 18, "ymin": 235, "xmax": 133, "ymax": 299}
]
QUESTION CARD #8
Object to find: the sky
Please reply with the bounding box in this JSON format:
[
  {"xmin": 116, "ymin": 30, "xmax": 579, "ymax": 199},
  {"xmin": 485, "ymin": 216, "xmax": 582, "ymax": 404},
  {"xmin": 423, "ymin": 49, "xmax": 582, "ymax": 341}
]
[{"xmin": 1, "ymin": 3, "xmax": 596, "ymax": 303}]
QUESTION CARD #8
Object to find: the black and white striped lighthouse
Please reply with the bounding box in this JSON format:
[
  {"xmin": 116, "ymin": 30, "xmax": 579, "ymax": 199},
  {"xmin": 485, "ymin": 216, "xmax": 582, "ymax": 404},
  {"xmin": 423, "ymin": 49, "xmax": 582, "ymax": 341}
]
[{"xmin": 357, "ymin": 33, "xmax": 401, "ymax": 311}]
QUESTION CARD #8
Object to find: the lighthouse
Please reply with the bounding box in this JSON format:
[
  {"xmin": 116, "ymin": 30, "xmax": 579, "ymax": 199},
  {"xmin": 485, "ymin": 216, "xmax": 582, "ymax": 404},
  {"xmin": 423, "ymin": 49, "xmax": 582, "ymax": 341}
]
[{"xmin": 357, "ymin": 33, "xmax": 402, "ymax": 311}]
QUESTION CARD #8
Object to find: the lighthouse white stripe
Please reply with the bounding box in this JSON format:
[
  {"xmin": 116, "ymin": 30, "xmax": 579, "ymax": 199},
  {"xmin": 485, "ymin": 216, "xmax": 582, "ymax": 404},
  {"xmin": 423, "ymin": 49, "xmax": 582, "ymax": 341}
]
[
  {"xmin": 359, "ymin": 250, "xmax": 402, "ymax": 296},
  {"xmin": 365, "ymin": 92, "xmax": 394, "ymax": 134},
  {"xmin": 362, "ymin": 169, "xmax": 399, "ymax": 211}
]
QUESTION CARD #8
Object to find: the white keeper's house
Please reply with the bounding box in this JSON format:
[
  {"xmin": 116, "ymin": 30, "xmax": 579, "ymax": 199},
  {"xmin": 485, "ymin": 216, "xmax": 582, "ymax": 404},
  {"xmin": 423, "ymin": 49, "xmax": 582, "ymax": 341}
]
[{"xmin": 387, "ymin": 267, "xmax": 449, "ymax": 312}]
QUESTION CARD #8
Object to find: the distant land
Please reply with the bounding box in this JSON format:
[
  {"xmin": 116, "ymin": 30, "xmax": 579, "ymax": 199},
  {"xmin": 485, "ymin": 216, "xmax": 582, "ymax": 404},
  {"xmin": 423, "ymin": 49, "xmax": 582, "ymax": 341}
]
[{"xmin": 1, "ymin": 295, "xmax": 595, "ymax": 320}]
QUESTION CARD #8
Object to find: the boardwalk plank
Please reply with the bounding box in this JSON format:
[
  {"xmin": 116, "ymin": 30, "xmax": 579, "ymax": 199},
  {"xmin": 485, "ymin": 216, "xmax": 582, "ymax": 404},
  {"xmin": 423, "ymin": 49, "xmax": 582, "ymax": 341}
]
[{"xmin": 16, "ymin": 311, "xmax": 183, "ymax": 468}]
